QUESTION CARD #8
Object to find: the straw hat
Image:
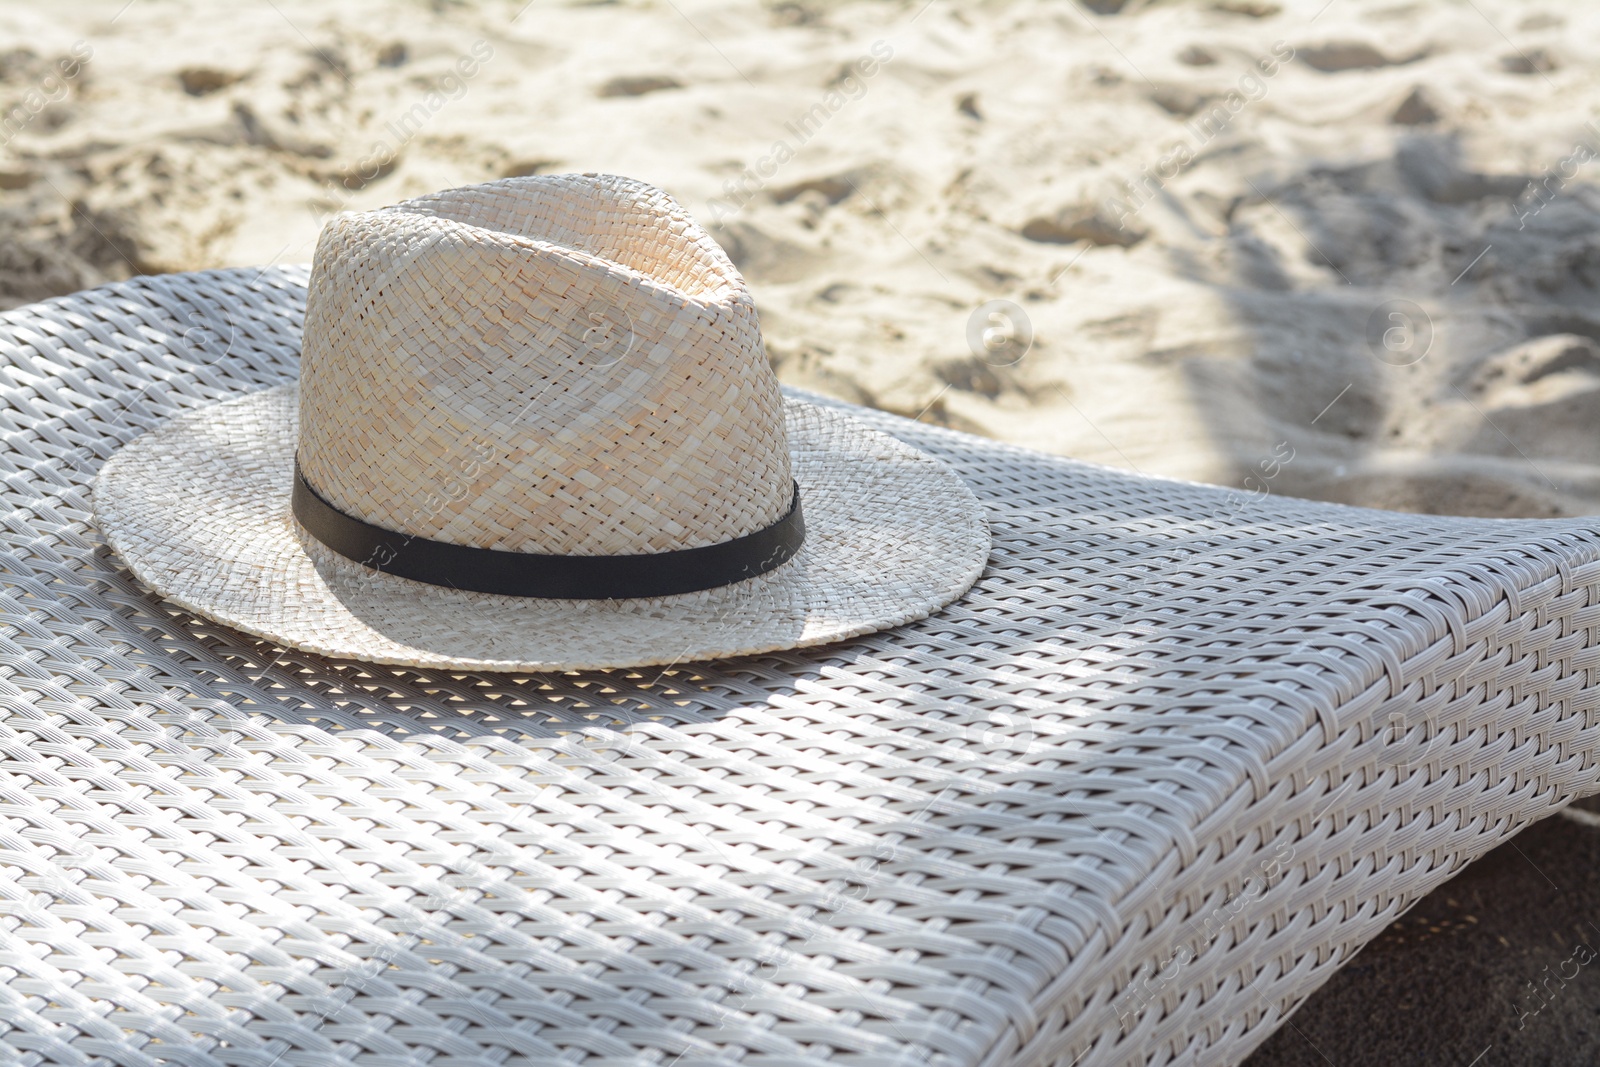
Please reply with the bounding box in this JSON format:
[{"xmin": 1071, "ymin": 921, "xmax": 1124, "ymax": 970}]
[{"xmin": 92, "ymin": 173, "xmax": 989, "ymax": 671}]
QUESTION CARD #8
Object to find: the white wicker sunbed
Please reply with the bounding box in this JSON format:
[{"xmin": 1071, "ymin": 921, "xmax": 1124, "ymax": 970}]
[{"xmin": 2, "ymin": 266, "xmax": 1597, "ymax": 1066}]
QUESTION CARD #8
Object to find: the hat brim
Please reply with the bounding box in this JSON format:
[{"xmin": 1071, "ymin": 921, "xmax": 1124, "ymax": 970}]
[{"xmin": 93, "ymin": 384, "xmax": 990, "ymax": 671}]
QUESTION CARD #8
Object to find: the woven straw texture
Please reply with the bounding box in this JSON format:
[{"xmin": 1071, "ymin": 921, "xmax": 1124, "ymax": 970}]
[
  {"xmin": 91, "ymin": 383, "xmax": 989, "ymax": 671},
  {"xmin": 5, "ymin": 266, "xmax": 1600, "ymax": 1067},
  {"xmin": 297, "ymin": 174, "xmax": 792, "ymax": 556}
]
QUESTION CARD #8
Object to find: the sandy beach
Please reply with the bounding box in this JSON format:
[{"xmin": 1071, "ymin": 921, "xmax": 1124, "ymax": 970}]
[
  {"xmin": 4, "ymin": 0, "xmax": 1600, "ymax": 1062},
  {"xmin": 3, "ymin": 0, "xmax": 1597, "ymax": 519}
]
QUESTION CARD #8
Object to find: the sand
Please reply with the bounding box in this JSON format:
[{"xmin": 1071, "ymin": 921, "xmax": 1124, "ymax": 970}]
[
  {"xmin": 2, "ymin": 0, "xmax": 1597, "ymax": 519},
  {"xmin": 1250, "ymin": 801, "xmax": 1600, "ymax": 1067},
  {"xmin": 3, "ymin": 0, "xmax": 1600, "ymax": 1061}
]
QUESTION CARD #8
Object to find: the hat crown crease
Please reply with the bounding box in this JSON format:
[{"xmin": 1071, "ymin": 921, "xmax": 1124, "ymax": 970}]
[{"xmin": 296, "ymin": 174, "xmax": 793, "ymax": 559}]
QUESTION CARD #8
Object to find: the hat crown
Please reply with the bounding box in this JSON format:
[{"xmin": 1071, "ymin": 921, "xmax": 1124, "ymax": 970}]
[{"xmin": 296, "ymin": 174, "xmax": 792, "ymax": 558}]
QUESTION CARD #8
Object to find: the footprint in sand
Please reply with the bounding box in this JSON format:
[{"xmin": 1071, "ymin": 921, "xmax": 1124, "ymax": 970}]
[
  {"xmin": 596, "ymin": 74, "xmax": 682, "ymax": 98},
  {"xmin": 1500, "ymin": 48, "xmax": 1558, "ymax": 75},
  {"xmin": 1460, "ymin": 334, "xmax": 1600, "ymax": 461},
  {"xmin": 1468, "ymin": 334, "xmax": 1600, "ymax": 395},
  {"xmin": 1212, "ymin": 1, "xmax": 1281, "ymax": 16},
  {"xmin": 1021, "ymin": 202, "xmax": 1146, "ymax": 249},
  {"xmin": 1298, "ymin": 41, "xmax": 1426, "ymax": 73},
  {"xmin": 178, "ymin": 67, "xmax": 243, "ymax": 96},
  {"xmin": 771, "ymin": 174, "xmax": 855, "ymax": 206}
]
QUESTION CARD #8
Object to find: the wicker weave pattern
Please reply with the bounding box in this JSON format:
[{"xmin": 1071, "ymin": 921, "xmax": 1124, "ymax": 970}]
[
  {"xmin": 5, "ymin": 267, "xmax": 1600, "ymax": 1066},
  {"xmin": 299, "ymin": 174, "xmax": 790, "ymax": 555}
]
